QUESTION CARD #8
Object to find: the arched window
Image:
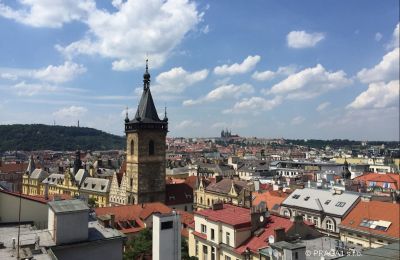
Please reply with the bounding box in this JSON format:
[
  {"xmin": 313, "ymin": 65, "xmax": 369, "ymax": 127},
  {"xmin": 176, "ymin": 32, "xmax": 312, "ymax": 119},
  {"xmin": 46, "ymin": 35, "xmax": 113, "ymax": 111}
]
[
  {"xmin": 326, "ymin": 219, "xmax": 335, "ymax": 232},
  {"xmin": 283, "ymin": 209, "xmax": 291, "ymax": 217},
  {"xmin": 130, "ymin": 140, "xmax": 134, "ymax": 155},
  {"xmin": 149, "ymin": 140, "xmax": 155, "ymax": 155},
  {"xmin": 207, "ymin": 198, "xmax": 210, "ymax": 205},
  {"xmin": 200, "ymin": 197, "xmax": 203, "ymax": 204}
]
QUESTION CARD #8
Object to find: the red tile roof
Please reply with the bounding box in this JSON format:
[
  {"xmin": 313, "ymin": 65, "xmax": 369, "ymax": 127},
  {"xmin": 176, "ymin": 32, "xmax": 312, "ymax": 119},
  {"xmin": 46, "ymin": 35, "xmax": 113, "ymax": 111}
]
[
  {"xmin": 95, "ymin": 202, "xmax": 172, "ymax": 235},
  {"xmin": 235, "ymin": 215, "xmax": 294, "ymax": 254},
  {"xmin": 185, "ymin": 176, "xmax": 198, "ymax": 189},
  {"xmin": 354, "ymin": 173, "xmax": 400, "ymax": 189},
  {"xmin": 340, "ymin": 200, "xmax": 400, "ymax": 239},
  {"xmin": 195, "ymin": 204, "xmax": 251, "ymax": 228},
  {"xmin": 252, "ymin": 191, "xmax": 288, "ymax": 210},
  {"xmin": 0, "ymin": 163, "xmax": 27, "ymax": 174}
]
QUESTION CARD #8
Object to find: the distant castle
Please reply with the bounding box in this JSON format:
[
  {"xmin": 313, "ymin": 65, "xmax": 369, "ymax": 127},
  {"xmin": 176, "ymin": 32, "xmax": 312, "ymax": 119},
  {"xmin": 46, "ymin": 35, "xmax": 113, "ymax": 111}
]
[{"xmin": 220, "ymin": 129, "xmax": 232, "ymax": 138}]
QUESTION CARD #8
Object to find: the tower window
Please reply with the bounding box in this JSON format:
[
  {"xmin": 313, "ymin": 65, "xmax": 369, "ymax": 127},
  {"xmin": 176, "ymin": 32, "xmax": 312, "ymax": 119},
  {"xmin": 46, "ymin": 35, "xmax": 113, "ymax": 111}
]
[
  {"xmin": 130, "ymin": 140, "xmax": 134, "ymax": 155},
  {"xmin": 149, "ymin": 140, "xmax": 155, "ymax": 155}
]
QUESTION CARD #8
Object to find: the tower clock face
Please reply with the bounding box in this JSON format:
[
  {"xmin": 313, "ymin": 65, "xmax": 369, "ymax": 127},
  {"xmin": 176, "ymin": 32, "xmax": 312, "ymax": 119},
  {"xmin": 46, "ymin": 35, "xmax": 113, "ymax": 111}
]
[{"xmin": 260, "ymin": 215, "xmax": 264, "ymax": 222}]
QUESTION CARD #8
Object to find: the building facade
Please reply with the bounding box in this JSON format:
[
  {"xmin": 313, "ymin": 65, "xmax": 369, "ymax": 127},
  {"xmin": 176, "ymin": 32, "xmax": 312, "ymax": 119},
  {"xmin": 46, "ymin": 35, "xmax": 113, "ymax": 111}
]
[{"xmin": 124, "ymin": 61, "xmax": 168, "ymax": 204}]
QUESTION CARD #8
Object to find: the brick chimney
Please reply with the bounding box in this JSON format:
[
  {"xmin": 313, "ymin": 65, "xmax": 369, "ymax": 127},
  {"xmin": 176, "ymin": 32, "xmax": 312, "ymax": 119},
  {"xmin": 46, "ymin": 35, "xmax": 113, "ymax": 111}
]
[
  {"xmin": 110, "ymin": 213, "xmax": 115, "ymax": 228},
  {"xmin": 274, "ymin": 227, "xmax": 286, "ymax": 242}
]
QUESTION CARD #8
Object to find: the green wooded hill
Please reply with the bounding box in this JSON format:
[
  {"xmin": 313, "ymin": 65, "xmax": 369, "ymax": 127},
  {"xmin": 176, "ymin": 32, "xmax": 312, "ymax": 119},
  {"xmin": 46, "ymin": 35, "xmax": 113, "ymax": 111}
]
[{"xmin": 0, "ymin": 124, "xmax": 125, "ymax": 151}]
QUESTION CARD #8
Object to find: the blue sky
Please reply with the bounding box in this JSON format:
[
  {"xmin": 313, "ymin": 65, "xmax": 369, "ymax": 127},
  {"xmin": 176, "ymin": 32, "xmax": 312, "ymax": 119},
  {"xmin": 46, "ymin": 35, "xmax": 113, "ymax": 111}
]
[{"xmin": 0, "ymin": 0, "xmax": 398, "ymax": 140}]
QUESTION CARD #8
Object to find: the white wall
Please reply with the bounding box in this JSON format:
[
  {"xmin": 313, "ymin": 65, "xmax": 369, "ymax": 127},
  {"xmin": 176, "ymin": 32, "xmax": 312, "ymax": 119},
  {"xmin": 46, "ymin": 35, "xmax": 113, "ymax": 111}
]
[
  {"xmin": 0, "ymin": 191, "xmax": 48, "ymax": 228},
  {"xmin": 153, "ymin": 213, "xmax": 181, "ymax": 260}
]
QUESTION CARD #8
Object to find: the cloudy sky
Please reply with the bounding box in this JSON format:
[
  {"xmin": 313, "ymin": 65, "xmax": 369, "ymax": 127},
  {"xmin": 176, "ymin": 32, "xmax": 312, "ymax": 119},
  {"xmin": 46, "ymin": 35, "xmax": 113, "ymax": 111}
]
[{"xmin": 0, "ymin": 0, "xmax": 398, "ymax": 140}]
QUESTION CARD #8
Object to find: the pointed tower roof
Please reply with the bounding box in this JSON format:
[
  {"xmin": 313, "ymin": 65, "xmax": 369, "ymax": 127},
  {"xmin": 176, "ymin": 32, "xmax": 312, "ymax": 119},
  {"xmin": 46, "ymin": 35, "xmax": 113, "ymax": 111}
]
[
  {"xmin": 26, "ymin": 155, "xmax": 36, "ymax": 175},
  {"xmin": 125, "ymin": 60, "xmax": 168, "ymax": 132}
]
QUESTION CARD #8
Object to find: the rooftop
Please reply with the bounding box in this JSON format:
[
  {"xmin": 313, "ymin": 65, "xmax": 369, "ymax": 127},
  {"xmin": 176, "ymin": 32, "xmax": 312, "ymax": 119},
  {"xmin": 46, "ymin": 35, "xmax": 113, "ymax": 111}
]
[
  {"xmin": 340, "ymin": 200, "xmax": 400, "ymax": 239},
  {"xmin": 195, "ymin": 204, "xmax": 251, "ymax": 228},
  {"xmin": 48, "ymin": 199, "xmax": 89, "ymax": 213}
]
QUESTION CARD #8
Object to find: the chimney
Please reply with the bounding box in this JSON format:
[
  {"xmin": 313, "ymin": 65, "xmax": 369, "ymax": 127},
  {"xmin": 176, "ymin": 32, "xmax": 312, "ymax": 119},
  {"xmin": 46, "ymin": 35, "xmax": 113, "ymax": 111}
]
[
  {"xmin": 212, "ymin": 201, "xmax": 224, "ymax": 210},
  {"xmin": 274, "ymin": 227, "xmax": 286, "ymax": 242},
  {"xmin": 110, "ymin": 213, "xmax": 115, "ymax": 228},
  {"xmin": 215, "ymin": 175, "xmax": 223, "ymax": 183}
]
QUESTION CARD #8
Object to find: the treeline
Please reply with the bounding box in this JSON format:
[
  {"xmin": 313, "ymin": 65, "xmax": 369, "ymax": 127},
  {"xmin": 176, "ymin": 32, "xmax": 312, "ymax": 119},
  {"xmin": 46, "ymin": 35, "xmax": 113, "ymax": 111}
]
[{"xmin": 0, "ymin": 124, "xmax": 125, "ymax": 151}]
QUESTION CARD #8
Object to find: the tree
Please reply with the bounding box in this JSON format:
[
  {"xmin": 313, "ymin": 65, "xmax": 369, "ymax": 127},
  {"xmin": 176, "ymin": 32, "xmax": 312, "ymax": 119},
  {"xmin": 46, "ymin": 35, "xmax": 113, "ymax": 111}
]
[
  {"xmin": 124, "ymin": 228, "xmax": 152, "ymax": 260},
  {"xmin": 181, "ymin": 239, "xmax": 198, "ymax": 260},
  {"xmin": 87, "ymin": 197, "xmax": 97, "ymax": 208}
]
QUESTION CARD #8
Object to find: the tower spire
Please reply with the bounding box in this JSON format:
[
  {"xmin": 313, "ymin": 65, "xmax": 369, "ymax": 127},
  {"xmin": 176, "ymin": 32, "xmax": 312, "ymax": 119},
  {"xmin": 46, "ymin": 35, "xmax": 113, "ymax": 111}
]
[
  {"xmin": 125, "ymin": 106, "xmax": 130, "ymax": 123},
  {"xmin": 143, "ymin": 59, "xmax": 150, "ymax": 91}
]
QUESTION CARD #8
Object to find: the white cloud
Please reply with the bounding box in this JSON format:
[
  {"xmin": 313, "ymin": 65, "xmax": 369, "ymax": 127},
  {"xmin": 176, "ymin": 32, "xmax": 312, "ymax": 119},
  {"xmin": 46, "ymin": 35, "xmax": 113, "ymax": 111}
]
[
  {"xmin": 183, "ymin": 83, "xmax": 254, "ymax": 106},
  {"xmin": 252, "ymin": 65, "xmax": 297, "ymax": 81},
  {"xmin": 214, "ymin": 55, "xmax": 261, "ymax": 76},
  {"xmin": 287, "ymin": 30, "xmax": 325, "ymax": 48},
  {"xmin": 357, "ymin": 47, "xmax": 399, "ymax": 84},
  {"xmin": 316, "ymin": 102, "xmax": 330, "ymax": 112},
  {"xmin": 152, "ymin": 67, "xmax": 208, "ymax": 94},
  {"xmin": 375, "ymin": 32, "xmax": 383, "ymax": 42},
  {"xmin": 33, "ymin": 61, "xmax": 87, "ymax": 83},
  {"xmin": 53, "ymin": 106, "xmax": 88, "ymax": 118},
  {"xmin": 0, "ymin": 0, "xmax": 94, "ymax": 28},
  {"xmin": 10, "ymin": 81, "xmax": 84, "ymax": 96},
  {"xmin": 347, "ymin": 80, "xmax": 399, "ymax": 110},
  {"xmin": 0, "ymin": 62, "xmax": 86, "ymax": 83},
  {"xmin": 175, "ymin": 120, "xmax": 200, "ymax": 130},
  {"xmin": 56, "ymin": 0, "xmax": 202, "ymax": 70},
  {"xmin": 386, "ymin": 23, "xmax": 399, "ymax": 50},
  {"xmin": 291, "ymin": 116, "xmax": 305, "ymax": 125},
  {"xmin": 265, "ymin": 64, "xmax": 352, "ymax": 99},
  {"xmin": 223, "ymin": 96, "xmax": 282, "ymax": 114}
]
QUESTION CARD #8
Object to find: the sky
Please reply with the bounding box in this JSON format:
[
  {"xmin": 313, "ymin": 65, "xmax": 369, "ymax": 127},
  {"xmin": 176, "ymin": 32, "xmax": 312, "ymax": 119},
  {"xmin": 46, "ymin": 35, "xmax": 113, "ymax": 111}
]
[{"xmin": 0, "ymin": 0, "xmax": 399, "ymax": 140}]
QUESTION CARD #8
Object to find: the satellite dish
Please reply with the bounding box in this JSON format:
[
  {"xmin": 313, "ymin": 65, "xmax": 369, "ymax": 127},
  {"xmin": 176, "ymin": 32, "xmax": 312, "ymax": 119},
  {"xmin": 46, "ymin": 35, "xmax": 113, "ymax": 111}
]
[{"xmin": 268, "ymin": 235, "xmax": 275, "ymax": 244}]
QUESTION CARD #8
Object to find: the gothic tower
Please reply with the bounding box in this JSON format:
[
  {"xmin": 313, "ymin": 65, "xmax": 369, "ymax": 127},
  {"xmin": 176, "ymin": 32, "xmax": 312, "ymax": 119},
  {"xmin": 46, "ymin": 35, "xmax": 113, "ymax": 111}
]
[{"xmin": 124, "ymin": 60, "xmax": 168, "ymax": 204}]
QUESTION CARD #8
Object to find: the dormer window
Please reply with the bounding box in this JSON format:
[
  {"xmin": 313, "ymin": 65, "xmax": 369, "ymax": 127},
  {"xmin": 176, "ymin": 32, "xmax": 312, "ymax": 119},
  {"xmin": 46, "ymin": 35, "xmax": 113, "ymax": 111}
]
[
  {"xmin": 101, "ymin": 185, "xmax": 105, "ymax": 190},
  {"xmin": 92, "ymin": 183, "xmax": 96, "ymax": 189}
]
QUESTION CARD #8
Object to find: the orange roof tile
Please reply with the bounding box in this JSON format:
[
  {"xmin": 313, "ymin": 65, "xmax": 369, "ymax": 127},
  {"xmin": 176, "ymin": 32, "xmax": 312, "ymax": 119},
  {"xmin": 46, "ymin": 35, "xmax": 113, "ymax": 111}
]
[
  {"xmin": 252, "ymin": 191, "xmax": 288, "ymax": 210},
  {"xmin": 340, "ymin": 200, "xmax": 400, "ymax": 239}
]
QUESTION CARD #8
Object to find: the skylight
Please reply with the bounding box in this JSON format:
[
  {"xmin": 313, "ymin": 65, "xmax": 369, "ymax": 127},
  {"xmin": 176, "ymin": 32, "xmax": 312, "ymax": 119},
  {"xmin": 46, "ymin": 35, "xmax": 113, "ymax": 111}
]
[
  {"xmin": 325, "ymin": 200, "xmax": 331, "ymax": 205},
  {"xmin": 292, "ymin": 195, "xmax": 300, "ymax": 199}
]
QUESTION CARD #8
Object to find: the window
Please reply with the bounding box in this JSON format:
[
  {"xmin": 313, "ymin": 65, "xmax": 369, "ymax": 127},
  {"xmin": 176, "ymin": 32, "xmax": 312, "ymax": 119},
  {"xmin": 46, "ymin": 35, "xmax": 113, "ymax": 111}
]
[
  {"xmin": 324, "ymin": 200, "xmax": 331, "ymax": 205},
  {"xmin": 226, "ymin": 232, "xmax": 230, "ymax": 245},
  {"xmin": 161, "ymin": 221, "xmax": 173, "ymax": 230},
  {"xmin": 211, "ymin": 228, "xmax": 215, "ymax": 240},
  {"xmin": 304, "ymin": 196, "xmax": 310, "ymax": 201},
  {"xmin": 130, "ymin": 140, "xmax": 134, "ymax": 155},
  {"xmin": 377, "ymin": 239, "xmax": 384, "ymax": 243},
  {"xmin": 201, "ymin": 224, "xmax": 207, "ymax": 233},
  {"xmin": 207, "ymin": 198, "xmax": 210, "ymax": 205},
  {"xmin": 225, "ymin": 256, "xmax": 231, "ymax": 260},
  {"xmin": 369, "ymin": 181, "xmax": 376, "ymax": 187},
  {"xmin": 211, "ymin": 247, "xmax": 216, "ymax": 260},
  {"xmin": 292, "ymin": 194, "xmax": 300, "ymax": 199},
  {"xmin": 335, "ymin": 202, "xmax": 346, "ymax": 207},
  {"xmin": 283, "ymin": 210, "xmax": 290, "ymax": 217},
  {"xmin": 195, "ymin": 240, "xmax": 199, "ymax": 256},
  {"xmin": 149, "ymin": 140, "xmax": 155, "ymax": 155},
  {"xmin": 130, "ymin": 178, "xmax": 133, "ymax": 187},
  {"xmin": 326, "ymin": 219, "xmax": 335, "ymax": 231},
  {"xmin": 383, "ymin": 182, "xmax": 390, "ymax": 189},
  {"xmin": 295, "ymin": 252, "xmax": 299, "ymax": 260}
]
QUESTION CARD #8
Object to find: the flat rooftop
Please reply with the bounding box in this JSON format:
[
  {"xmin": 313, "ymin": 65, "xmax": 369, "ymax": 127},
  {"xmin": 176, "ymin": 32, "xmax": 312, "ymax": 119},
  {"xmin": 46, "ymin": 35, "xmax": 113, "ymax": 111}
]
[{"xmin": 0, "ymin": 225, "xmax": 55, "ymax": 260}]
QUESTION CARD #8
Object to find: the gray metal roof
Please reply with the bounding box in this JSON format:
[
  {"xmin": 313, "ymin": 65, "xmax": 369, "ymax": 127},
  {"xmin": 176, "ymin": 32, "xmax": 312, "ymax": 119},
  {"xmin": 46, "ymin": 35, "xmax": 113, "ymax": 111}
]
[
  {"xmin": 48, "ymin": 199, "xmax": 89, "ymax": 213},
  {"xmin": 281, "ymin": 188, "xmax": 360, "ymax": 216},
  {"xmin": 80, "ymin": 177, "xmax": 110, "ymax": 193},
  {"xmin": 30, "ymin": 168, "xmax": 49, "ymax": 180},
  {"xmin": 42, "ymin": 173, "xmax": 64, "ymax": 185}
]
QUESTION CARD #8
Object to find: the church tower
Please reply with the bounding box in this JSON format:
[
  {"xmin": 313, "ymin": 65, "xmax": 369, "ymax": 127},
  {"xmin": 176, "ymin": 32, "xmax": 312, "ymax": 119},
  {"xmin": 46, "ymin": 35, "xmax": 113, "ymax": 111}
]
[{"xmin": 124, "ymin": 60, "xmax": 168, "ymax": 204}]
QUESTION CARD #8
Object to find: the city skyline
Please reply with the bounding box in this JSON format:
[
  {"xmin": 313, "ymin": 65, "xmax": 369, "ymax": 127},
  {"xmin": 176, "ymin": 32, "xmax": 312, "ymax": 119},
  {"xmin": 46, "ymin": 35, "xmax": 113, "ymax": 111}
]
[{"xmin": 0, "ymin": 0, "xmax": 399, "ymax": 140}]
